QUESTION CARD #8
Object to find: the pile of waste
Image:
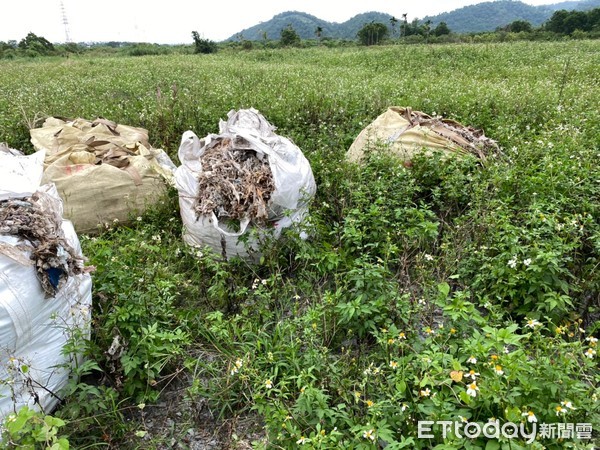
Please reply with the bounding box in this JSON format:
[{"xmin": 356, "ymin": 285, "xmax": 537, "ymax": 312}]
[
  {"xmin": 347, "ymin": 106, "xmax": 500, "ymax": 163},
  {"xmin": 401, "ymin": 107, "xmax": 499, "ymax": 159},
  {"xmin": 0, "ymin": 192, "xmax": 85, "ymax": 297},
  {"xmin": 29, "ymin": 117, "xmax": 176, "ymax": 234},
  {"xmin": 176, "ymin": 108, "xmax": 316, "ymax": 260},
  {"xmin": 0, "ymin": 145, "xmax": 92, "ymax": 421},
  {"xmin": 194, "ymin": 136, "xmax": 275, "ymax": 224}
]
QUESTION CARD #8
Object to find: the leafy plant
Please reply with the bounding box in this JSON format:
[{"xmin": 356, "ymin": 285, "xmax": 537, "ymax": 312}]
[
  {"xmin": 1, "ymin": 407, "xmax": 69, "ymax": 450},
  {"xmin": 192, "ymin": 31, "xmax": 217, "ymax": 54},
  {"xmin": 280, "ymin": 25, "xmax": 301, "ymax": 47}
]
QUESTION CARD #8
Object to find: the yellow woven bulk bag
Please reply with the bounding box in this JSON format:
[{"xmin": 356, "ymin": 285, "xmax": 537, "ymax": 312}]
[
  {"xmin": 30, "ymin": 117, "xmax": 176, "ymax": 234},
  {"xmin": 346, "ymin": 107, "xmax": 498, "ymax": 164}
]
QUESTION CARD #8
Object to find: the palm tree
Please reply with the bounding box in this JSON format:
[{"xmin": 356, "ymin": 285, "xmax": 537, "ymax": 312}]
[
  {"xmin": 390, "ymin": 16, "xmax": 398, "ymax": 39},
  {"xmin": 401, "ymin": 13, "xmax": 408, "ymax": 38},
  {"xmin": 315, "ymin": 26, "xmax": 323, "ymax": 43},
  {"xmin": 424, "ymin": 19, "xmax": 432, "ymax": 43}
]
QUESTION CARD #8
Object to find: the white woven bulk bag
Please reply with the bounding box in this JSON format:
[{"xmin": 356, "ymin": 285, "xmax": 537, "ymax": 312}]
[
  {"xmin": 0, "ymin": 145, "xmax": 45, "ymax": 200},
  {"xmin": 175, "ymin": 108, "xmax": 316, "ymax": 260},
  {"xmin": 0, "ymin": 149, "xmax": 93, "ymax": 420}
]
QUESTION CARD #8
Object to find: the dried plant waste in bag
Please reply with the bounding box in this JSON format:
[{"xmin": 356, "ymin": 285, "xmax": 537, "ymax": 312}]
[
  {"xmin": 401, "ymin": 107, "xmax": 499, "ymax": 158},
  {"xmin": 347, "ymin": 106, "xmax": 500, "ymax": 164},
  {"xmin": 175, "ymin": 108, "xmax": 317, "ymax": 260},
  {"xmin": 29, "ymin": 116, "xmax": 176, "ymax": 235},
  {"xmin": 0, "ymin": 192, "xmax": 85, "ymax": 297},
  {"xmin": 194, "ymin": 136, "xmax": 275, "ymax": 225}
]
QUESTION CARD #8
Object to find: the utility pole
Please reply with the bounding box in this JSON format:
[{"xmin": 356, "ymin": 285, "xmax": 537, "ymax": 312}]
[{"xmin": 60, "ymin": 0, "xmax": 72, "ymax": 43}]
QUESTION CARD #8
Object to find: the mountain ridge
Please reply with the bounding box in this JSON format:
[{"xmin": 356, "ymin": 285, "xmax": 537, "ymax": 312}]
[{"xmin": 225, "ymin": 0, "xmax": 600, "ymax": 41}]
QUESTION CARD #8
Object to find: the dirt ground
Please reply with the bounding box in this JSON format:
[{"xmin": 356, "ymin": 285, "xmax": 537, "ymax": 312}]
[{"xmin": 131, "ymin": 371, "xmax": 265, "ymax": 450}]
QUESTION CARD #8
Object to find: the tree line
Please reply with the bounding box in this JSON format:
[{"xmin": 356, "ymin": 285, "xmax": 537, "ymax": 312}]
[
  {"xmin": 542, "ymin": 7, "xmax": 600, "ymax": 34},
  {"xmin": 2, "ymin": 8, "xmax": 599, "ymax": 59},
  {"xmin": 356, "ymin": 7, "xmax": 600, "ymax": 45}
]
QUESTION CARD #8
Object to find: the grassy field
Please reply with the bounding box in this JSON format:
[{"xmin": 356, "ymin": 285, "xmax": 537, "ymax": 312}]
[{"xmin": 1, "ymin": 40, "xmax": 599, "ymax": 449}]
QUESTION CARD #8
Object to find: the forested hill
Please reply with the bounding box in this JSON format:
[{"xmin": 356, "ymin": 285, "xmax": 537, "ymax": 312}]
[
  {"xmin": 225, "ymin": 0, "xmax": 600, "ymax": 41},
  {"xmin": 227, "ymin": 11, "xmax": 392, "ymax": 42},
  {"xmin": 422, "ymin": 0, "xmax": 600, "ymax": 33},
  {"xmin": 545, "ymin": 0, "xmax": 600, "ymax": 11}
]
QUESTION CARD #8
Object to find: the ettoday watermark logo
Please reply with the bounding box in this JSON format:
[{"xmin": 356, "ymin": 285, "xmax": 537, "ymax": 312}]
[{"xmin": 418, "ymin": 420, "xmax": 594, "ymax": 444}]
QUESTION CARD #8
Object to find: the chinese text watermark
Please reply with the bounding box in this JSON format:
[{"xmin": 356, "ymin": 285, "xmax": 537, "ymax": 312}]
[{"xmin": 418, "ymin": 420, "xmax": 593, "ymax": 444}]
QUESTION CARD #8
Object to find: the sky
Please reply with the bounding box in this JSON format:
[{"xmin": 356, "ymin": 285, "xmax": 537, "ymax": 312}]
[{"xmin": 1, "ymin": 0, "xmax": 559, "ymax": 44}]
